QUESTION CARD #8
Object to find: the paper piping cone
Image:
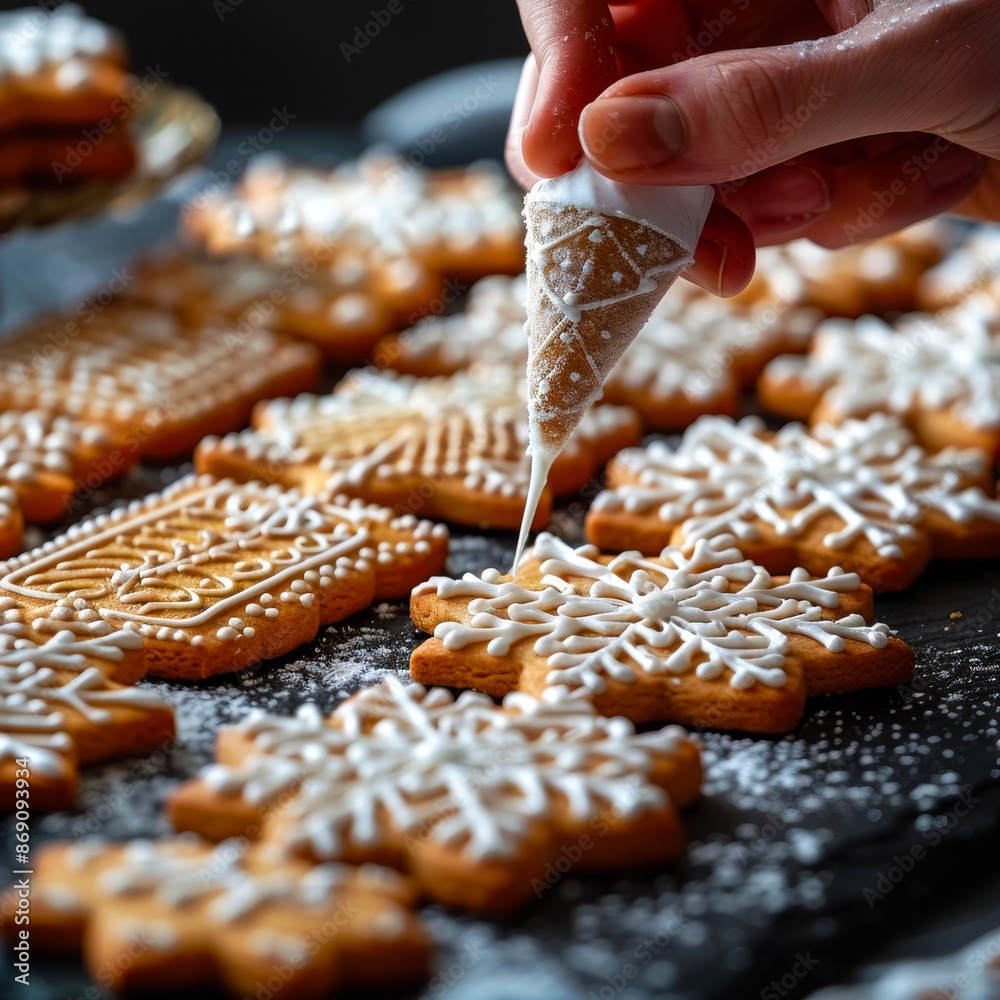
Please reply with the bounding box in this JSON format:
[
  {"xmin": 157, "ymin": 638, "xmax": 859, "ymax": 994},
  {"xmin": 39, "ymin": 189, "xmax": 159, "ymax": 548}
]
[
  {"xmin": 511, "ymin": 163, "xmax": 712, "ymax": 573},
  {"xmin": 523, "ymin": 162, "xmax": 713, "ymax": 451}
]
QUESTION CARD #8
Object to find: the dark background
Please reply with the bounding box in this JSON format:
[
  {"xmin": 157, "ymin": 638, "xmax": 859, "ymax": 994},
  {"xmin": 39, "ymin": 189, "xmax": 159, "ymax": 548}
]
[{"xmin": 54, "ymin": 0, "xmax": 529, "ymax": 124}]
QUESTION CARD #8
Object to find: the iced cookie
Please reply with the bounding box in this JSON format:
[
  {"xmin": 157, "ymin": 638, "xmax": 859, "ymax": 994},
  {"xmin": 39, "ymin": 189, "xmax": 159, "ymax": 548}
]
[
  {"xmin": 0, "ymin": 628, "xmax": 172, "ymax": 811},
  {"xmin": 409, "ymin": 532, "xmax": 915, "ymax": 734},
  {"xmin": 0, "ymin": 475, "xmax": 449, "ymax": 680},
  {"xmin": 757, "ymin": 295, "xmax": 1000, "ymax": 455},
  {"xmin": 195, "ymin": 367, "xmax": 641, "ymax": 531},
  {"xmin": 169, "ymin": 676, "xmax": 702, "ymax": 913},
  {"xmin": 760, "ymin": 221, "xmax": 953, "ymax": 318},
  {"xmin": 374, "ymin": 273, "xmax": 819, "ymax": 428},
  {"xmin": 183, "ymin": 151, "xmax": 525, "ymax": 281},
  {"xmin": 0, "ymin": 6, "xmax": 136, "ymax": 183},
  {"xmin": 587, "ymin": 414, "xmax": 1000, "ymax": 592},
  {"xmin": 0, "ymin": 837, "xmax": 430, "ymax": 998},
  {"xmin": 0, "ymin": 304, "xmax": 322, "ymax": 458},
  {"xmin": 124, "ymin": 251, "xmax": 442, "ymax": 363},
  {"xmin": 0, "ymin": 409, "xmax": 133, "ymax": 530}
]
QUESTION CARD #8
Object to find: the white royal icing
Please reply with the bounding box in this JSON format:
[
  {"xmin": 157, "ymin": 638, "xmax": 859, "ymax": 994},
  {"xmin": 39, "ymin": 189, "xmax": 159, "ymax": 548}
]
[
  {"xmin": 0, "ymin": 627, "xmax": 166, "ymax": 777},
  {"xmin": 514, "ymin": 163, "xmax": 711, "ymax": 571},
  {"xmin": 0, "ymin": 5, "xmax": 119, "ymax": 81},
  {"xmin": 422, "ymin": 532, "xmax": 890, "ymax": 693},
  {"xmin": 0, "ymin": 409, "xmax": 111, "ymax": 491},
  {"xmin": 390, "ymin": 272, "xmax": 817, "ymax": 407},
  {"xmin": 199, "ymin": 675, "xmax": 690, "ymax": 862},
  {"xmin": 594, "ymin": 413, "xmax": 1000, "ymax": 557},
  {"xmin": 188, "ymin": 151, "xmax": 523, "ymax": 263}
]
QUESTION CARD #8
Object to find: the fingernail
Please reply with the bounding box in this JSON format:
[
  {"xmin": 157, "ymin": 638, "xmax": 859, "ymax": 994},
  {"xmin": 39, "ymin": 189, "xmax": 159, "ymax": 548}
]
[
  {"xmin": 749, "ymin": 165, "xmax": 831, "ymax": 220},
  {"xmin": 693, "ymin": 238, "xmax": 729, "ymax": 297},
  {"xmin": 579, "ymin": 95, "xmax": 685, "ymax": 172},
  {"xmin": 926, "ymin": 144, "xmax": 984, "ymax": 189}
]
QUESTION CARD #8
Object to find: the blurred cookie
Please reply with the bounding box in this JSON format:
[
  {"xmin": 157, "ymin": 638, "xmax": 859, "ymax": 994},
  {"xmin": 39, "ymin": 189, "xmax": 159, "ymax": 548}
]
[
  {"xmin": 0, "ymin": 304, "xmax": 322, "ymax": 458},
  {"xmin": 0, "ymin": 837, "xmax": 430, "ymax": 998},
  {"xmin": 170, "ymin": 676, "xmax": 702, "ymax": 913},
  {"xmin": 374, "ymin": 273, "xmax": 820, "ymax": 432},
  {"xmin": 125, "ymin": 251, "xmax": 442, "ymax": 363},
  {"xmin": 758, "ymin": 295, "xmax": 1000, "ymax": 454},
  {"xmin": 183, "ymin": 151, "xmax": 525, "ymax": 281}
]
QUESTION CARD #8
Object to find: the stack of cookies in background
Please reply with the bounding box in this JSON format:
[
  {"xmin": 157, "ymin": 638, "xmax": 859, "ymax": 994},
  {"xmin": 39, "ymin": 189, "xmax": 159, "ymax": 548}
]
[{"xmin": 2, "ymin": 12, "xmax": 1000, "ymax": 992}]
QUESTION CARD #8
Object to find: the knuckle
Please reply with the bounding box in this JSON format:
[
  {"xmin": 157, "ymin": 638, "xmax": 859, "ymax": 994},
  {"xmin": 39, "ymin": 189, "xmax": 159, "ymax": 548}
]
[{"xmin": 703, "ymin": 56, "xmax": 802, "ymax": 164}]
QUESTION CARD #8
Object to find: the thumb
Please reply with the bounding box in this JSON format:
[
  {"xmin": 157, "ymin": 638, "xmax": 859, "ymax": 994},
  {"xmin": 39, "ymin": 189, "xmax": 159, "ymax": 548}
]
[{"xmin": 578, "ymin": 1, "xmax": 995, "ymax": 185}]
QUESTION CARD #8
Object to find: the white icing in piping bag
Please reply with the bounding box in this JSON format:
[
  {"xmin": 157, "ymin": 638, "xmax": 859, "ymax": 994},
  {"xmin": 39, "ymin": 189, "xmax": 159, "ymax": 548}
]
[{"xmin": 513, "ymin": 161, "xmax": 713, "ymax": 572}]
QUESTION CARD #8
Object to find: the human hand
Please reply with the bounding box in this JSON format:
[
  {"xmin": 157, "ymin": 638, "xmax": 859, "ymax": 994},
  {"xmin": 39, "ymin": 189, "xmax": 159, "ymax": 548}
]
[{"xmin": 507, "ymin": 0, "xmax": 999, "ymax": 296}]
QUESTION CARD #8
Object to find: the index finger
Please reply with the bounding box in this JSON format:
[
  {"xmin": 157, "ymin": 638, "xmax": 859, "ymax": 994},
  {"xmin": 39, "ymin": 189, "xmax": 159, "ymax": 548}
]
[{"xmin": 517, "ymin": 0, "xmax": 618, "ymax": 178}]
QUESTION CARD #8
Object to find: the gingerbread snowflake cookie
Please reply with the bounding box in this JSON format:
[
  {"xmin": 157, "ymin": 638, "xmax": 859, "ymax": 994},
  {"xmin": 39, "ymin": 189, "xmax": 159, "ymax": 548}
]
[
  {"xmin": 0, "ymin": 304, "xmax": 321, "ymax": 458},
  {"xmin": 587, "ymin": 414, "xmax": 1000, "ymax": 592},
  {"xmin": 0, "ymin": 626, "xmax": 174, "ymax": 811},
  {"xmin": 758, "ymin": 221, "xmax": 952, "ymax": 318},
  {"xmin": 1, "ymin": 836, "xmax": 430, "ymax": 997},
  {"xmin": 0, "ymin": 475, "xmax": 448, "ymax": 680},
  {"xmin": 410, "ymin": 533, "xmax": 914, "ymax": 734},
  {"xmin": 169, "ymin": 676, "xmax": 702, "ymax": 912},
  {"xmin": 195, "ymin": 367, "xmax": 641, "ymax": 531},
  {"xmin": 758, "ymin": 295, "xmax": 1000, "ymax": 454}
]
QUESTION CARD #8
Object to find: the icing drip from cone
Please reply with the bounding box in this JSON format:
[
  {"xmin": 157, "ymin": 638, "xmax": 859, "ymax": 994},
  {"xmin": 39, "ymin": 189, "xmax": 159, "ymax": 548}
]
[{"xmin": 513, "ymin": 163, "xmax": 712, "ymax": 572}]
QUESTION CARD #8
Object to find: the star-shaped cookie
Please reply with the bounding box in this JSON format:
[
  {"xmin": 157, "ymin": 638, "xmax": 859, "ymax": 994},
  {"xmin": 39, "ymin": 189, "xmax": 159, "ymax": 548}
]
[
  {"xmin": 0, "ymin": 837, "xmax": 430, "ymax": 997},
  {"xmin": 169, "ymin": 676, "xmax": 702, "ymax": 912},
  {"xmin": 758, "ymin": 295, "xmax": 1000, "ymax": 454},
  {"xmin": 195, "ymin": 367, "xmax": 641, "ymax": 531},
  {"xmin": 587, "ymin": 414, "xmax": 1000, "ymax": 592},
  {"xmin": 410, "ymin": 533, "xmax": 914, "ymax": 734}
]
